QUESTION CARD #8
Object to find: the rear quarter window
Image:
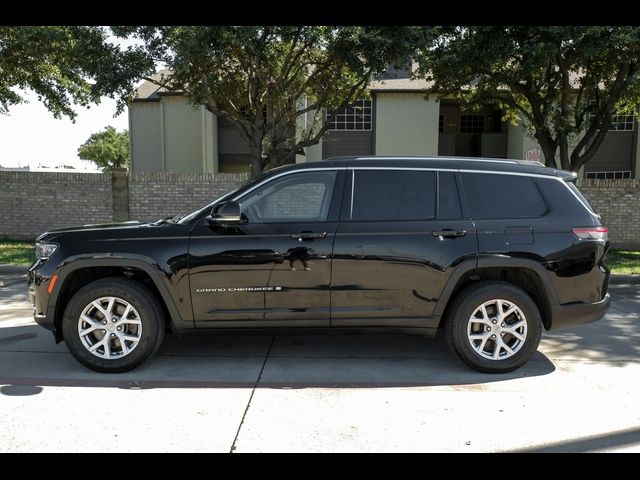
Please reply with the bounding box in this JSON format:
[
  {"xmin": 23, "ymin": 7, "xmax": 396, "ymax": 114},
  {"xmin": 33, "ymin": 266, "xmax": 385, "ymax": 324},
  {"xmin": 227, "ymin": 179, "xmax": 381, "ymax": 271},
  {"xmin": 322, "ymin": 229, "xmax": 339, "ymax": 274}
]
[
  {"xmin": 533, "ymin": 177, "xmax": 599, "ymax": 221},
  {"xmin": 566, "ymin": 181, "xmax": 598, "ymax": 215},
  {"xmin": 461, "ymin": 173, "xmax": 548, "ymax": 219}
]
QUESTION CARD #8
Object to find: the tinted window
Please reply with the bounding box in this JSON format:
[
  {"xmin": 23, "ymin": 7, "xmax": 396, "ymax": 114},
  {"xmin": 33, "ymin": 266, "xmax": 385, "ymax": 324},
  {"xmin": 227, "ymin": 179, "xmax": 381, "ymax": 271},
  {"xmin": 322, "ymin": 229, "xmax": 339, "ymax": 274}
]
[
  {"xmin": 239, "ymin": 171, "xmax": 337, "ymax": 222},
  {"xmin": 566, "ymin": 182, "xmax": 597, "ymax": 214},
  {"xmin": 351, "ymin": 170, "xmax": 436, "ymax": 221},
  {"xmin": 461, "ymin": 173, "xmax": 547, "ymax": 219},
  {"xmin": 438, "ymin": 172, "xmax": 462, "ymax": 219}
]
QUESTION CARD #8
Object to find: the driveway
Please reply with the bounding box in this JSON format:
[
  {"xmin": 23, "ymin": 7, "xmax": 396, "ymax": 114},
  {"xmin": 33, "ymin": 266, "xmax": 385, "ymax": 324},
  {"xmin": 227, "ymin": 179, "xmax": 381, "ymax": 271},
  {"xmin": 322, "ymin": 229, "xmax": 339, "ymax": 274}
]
[{"xmin": 0, "ymin": 274, "xmax": 639, "ymax": 452}]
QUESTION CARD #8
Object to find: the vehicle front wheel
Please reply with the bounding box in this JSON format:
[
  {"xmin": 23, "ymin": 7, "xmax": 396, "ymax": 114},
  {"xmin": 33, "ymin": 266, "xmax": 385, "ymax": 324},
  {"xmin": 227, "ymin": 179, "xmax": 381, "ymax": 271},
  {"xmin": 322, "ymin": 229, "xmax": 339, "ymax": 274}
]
[
  {"xmin": 62, "ymin": 277, "xmax": 165, "ymax": 373},
  {"xmin": 445, "ymin": 281, "xmax": 542, "ymax": 373}
]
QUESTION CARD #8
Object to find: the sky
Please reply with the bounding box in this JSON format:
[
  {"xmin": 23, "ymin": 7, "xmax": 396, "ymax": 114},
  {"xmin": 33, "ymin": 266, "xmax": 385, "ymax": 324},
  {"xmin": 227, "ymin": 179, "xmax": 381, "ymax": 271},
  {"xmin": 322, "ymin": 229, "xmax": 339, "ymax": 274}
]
[
  {"xmin": 0, "ymin": 92, "xmax": 129, "ymax": 171},
  {"xmin": 0, "ymin": 32, "xmax": 139, "ymax": 171}
]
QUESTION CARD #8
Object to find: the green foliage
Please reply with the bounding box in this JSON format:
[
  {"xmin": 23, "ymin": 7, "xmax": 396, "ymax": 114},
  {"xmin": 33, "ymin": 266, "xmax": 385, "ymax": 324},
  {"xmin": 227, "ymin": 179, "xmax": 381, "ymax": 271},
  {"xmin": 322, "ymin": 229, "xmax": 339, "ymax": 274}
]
[
  {"xmin": 0, "ymin": 26, "xmax": 154, "ymax": 119},
  {"xmin": 78, "ymin": 126, "xmax": 130, "ymax": 171},
  {"xmin": 114, "ymin": 26, "xmax": 429, "ymax": 176},
  {"xmin": 0, "ymin": 241, "xmax": 34, "ymax": 266},
  {"xmin": 606, "ymin": 249, "xmax": 640, "ymax": 275},
  {"xmin": 417, "ymin": 26, "xmax": 640, "ymax": 170}
]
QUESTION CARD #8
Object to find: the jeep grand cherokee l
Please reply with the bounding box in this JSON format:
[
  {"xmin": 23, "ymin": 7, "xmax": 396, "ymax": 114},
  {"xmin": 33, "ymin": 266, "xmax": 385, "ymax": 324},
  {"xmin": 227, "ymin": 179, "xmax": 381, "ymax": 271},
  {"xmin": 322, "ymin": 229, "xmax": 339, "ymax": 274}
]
[{"xmin": 28, "ymin": 157, "xmax": 611, "ymax": 373}]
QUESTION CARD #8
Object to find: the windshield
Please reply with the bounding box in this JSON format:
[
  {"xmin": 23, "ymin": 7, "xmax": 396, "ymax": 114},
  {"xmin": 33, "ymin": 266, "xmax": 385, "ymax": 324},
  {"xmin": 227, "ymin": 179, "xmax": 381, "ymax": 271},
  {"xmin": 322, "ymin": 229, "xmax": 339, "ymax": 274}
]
[{"xmin": 176, "ymin": 173, "xmax": 265, "ymax": 224}]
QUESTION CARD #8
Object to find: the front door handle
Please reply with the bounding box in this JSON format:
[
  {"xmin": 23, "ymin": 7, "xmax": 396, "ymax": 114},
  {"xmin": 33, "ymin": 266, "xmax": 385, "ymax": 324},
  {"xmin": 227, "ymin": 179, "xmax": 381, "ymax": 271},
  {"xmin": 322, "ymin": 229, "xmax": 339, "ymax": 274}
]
[
  {"xmin": 290, "ymin": 232, "xmax": 327, "ymax": 242},
  {"xmin": 432, "ymin": 229, "xmax": 467, "ymax": 239}
]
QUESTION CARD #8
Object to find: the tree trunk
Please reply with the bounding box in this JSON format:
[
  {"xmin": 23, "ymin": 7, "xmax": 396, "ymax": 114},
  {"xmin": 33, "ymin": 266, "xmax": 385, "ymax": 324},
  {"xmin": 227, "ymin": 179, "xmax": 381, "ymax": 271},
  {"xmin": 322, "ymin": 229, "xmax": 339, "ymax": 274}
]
[
  {"xmin": 535, "ymin": 133, "xmax": 559, "ymax": 169},
  {"xmin": 248, "ymin": 132, "xmax": 265, "ymax": 178},
  {"xmin": 558, "ymin": 135, "xmax": 571, "ymax": 170},
  {"xmin": 248, "ymin": 142, "xmax": 263, "ymax": 178}
]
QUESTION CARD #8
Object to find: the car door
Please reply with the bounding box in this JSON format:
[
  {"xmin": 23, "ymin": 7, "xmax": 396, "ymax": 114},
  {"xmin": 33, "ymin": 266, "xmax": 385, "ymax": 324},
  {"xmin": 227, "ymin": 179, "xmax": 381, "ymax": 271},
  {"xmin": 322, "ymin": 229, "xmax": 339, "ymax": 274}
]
[
  {"xmin": 189, "ymin": 168, "xmax": 345, "ymax": 326},
  {"xmin": 330, "ymin": 168, "xmax": 477, "ymax": 328}
]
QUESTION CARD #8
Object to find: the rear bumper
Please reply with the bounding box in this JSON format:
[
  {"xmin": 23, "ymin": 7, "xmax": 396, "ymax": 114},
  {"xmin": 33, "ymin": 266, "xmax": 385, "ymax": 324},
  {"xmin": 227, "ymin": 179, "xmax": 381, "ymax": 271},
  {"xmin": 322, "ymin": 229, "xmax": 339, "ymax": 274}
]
[{"xmin": 549, "ymin": 293, "xmax": 611, "ymax": 331}]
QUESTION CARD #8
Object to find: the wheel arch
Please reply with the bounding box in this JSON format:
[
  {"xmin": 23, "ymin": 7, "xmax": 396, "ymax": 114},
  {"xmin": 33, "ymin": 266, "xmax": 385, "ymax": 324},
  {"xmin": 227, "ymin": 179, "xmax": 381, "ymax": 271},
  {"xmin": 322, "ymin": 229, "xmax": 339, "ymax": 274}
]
[
  {"xmin": 50, "ymin": 258, "xmax": 187, "ymax": 341},
  {"xmin": 435, "ymin": 257, "xmax": 557, "ymax": 330}
]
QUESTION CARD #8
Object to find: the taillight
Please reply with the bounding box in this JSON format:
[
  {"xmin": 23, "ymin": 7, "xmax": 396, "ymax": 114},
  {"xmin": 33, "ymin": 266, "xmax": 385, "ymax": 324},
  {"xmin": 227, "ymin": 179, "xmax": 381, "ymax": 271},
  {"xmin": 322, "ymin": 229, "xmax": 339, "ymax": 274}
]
[{"xmin": 572, "ymin": 226, "xmax": 608, "ymax": 241}]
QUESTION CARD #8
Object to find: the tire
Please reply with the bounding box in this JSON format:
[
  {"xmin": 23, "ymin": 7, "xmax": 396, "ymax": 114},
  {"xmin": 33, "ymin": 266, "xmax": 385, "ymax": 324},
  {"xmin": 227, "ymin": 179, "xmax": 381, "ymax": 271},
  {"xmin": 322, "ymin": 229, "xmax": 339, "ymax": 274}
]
[
  {"xmin": 445, "ymin": 281, "xmax": 542, "ymax": 373},
  {"xmin": 62, "ymin": 277, "xmax": 165, "ymax": 373}
]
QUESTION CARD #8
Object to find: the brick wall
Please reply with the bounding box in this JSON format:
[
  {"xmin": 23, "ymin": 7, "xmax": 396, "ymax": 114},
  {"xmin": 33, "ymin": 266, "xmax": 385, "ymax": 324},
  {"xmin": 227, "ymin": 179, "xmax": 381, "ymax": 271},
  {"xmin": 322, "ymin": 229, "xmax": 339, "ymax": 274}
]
[
  {"xmin": 0, "ymin": 171, "xmax": 113, "ymax": 240},
  {"xmin": 129, "ymin": 172, "xmax": 248, "ymax": 222},
  {"xmin": 0, "ymin": 171, "xmax": 248, "ymax": 240},
  {"xmin": 577, "ymin": 178, "xmax": 640, "ymax": 247},
  {"xmin": 2, "ymin": 171, "xmax": 640, "ymax": 247}
]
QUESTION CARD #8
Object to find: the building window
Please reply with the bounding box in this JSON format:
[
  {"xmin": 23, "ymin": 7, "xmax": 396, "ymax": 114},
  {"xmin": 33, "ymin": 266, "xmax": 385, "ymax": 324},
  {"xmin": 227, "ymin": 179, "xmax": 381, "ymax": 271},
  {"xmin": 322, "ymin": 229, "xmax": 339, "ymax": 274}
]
[
  {"xmin": 585, "ymin": 170, "xmax": 632, "ymax": 179},
  {"xmin": 589, "ymin": 105, "xmax": 636, "ymax": 131},
  {"xmin": 328, "ymin": 99, "xmax": 372, "ymax": 131},
  {"xmin": 609, "ymin": 114, "xmax": 635, "ymax": 131},
  {"xmin": 439, "ymin": 115, "xmax": 444, "ymax": 133},
  {"xmin": 460, "ymin": 114, "xmax": 484, "ymax": 133}
]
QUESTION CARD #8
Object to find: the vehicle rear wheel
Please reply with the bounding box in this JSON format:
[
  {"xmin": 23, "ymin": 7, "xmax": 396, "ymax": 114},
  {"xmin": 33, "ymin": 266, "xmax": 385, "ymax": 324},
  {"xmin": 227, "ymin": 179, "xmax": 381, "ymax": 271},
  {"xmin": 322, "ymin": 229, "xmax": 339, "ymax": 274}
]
[
  {"xmin": 62, "ymin": 277, "xmax": 165, "ymax": 373},
  {"xmin": 445, "ymin": 281, "xmax": 542, "ymax": 373}
]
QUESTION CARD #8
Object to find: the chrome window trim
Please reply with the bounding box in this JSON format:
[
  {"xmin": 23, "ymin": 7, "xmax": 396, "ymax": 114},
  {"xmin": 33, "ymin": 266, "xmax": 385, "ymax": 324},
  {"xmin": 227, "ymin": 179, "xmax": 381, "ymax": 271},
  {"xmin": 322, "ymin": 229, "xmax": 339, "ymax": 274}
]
[
  {"xmin": 231, "ymin": 167, "xmax": 345, "ymax": 202},
  {"xmin": 350, "ymin": 166, "xmax": 458, "ymax": 172},
  {"xmin": 354, "ymin": 156, "xmax": 519, "ymax": 165},
  {"xmin": 229, "ymin": 164, "xmax": 598, "ymax": 221},
  {"xmin": 350, "ymin": 170, "xmax": 355, "ymax": 219}
]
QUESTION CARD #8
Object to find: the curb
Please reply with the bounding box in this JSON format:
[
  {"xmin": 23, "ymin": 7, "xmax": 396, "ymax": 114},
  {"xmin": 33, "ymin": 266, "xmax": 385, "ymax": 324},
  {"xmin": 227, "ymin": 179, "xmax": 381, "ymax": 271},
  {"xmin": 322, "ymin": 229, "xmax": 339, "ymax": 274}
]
[{"xmin": 609, "ymin": 274, "xmax": 640, "ymax": 285}]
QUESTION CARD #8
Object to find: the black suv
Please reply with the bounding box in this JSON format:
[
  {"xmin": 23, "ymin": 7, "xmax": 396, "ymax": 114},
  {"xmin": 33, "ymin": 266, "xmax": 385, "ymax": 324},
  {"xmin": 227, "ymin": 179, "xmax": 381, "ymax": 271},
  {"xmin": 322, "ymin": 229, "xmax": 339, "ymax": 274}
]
[{"xmin": 28, "ymin": 157, "xmax": 611, "ymax": 373}]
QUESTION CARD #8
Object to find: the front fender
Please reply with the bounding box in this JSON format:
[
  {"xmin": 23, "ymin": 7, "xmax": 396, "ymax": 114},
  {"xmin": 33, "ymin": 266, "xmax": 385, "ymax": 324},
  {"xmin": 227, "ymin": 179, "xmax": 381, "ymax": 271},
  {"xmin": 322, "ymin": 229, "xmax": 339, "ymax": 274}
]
[{"xmin": 49, "ymin": 255, "xmax": 193, "ymax": 338}]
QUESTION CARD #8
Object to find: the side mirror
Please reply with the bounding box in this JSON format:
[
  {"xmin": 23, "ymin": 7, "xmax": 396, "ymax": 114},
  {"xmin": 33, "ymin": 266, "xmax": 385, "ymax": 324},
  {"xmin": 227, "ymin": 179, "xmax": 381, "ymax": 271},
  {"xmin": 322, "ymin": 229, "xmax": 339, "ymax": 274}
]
[{"xmin": 208, "ymin": 201, "xmax": 242, "ymax": 224}]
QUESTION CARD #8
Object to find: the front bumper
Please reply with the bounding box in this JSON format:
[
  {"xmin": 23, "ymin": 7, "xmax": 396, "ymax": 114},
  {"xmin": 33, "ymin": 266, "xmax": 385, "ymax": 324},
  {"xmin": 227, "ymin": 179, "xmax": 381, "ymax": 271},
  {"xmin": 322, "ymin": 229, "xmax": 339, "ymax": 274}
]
[
  {"xmin": 28, "ymin": 263, "xmax": 58, "ymax": 336},
  {"xmin": 549, "ymin": 293, "xmax": 611, "ymax": 331}
]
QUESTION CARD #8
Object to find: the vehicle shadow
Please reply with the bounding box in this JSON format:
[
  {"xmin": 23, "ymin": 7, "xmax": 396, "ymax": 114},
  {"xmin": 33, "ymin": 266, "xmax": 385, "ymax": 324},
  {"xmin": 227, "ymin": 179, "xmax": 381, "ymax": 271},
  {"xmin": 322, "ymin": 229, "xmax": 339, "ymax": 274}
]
[
  {"xmin": 540, "ymin": 295, "xmax": 640, "ymax": 366},
  {"xmin": 0, "ymin": 324, "xmax": 556, "ymax": 392}
]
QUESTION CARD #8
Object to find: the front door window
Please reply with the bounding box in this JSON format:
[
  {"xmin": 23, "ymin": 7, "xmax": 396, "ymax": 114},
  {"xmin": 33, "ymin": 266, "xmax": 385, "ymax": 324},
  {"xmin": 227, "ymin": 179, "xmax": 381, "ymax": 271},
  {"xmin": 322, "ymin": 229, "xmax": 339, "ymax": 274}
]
[{"xmin": 238, "ymin": 171, "xmax": 337, "ymax": 223}]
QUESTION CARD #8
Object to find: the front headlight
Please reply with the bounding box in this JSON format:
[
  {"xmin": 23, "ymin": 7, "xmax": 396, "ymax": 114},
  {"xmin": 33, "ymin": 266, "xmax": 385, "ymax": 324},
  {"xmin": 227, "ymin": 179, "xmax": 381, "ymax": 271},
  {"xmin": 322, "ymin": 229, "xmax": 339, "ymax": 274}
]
[{"xmin": 35, "ymin": 243, "xmax": 58, "ymax": 260}]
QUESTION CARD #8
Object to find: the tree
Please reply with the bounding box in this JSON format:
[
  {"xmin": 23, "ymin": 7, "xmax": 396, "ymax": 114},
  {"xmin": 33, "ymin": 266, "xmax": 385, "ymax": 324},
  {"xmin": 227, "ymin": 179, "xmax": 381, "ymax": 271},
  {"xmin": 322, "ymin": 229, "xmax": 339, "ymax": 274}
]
[
  {"xmin": 416, "ymin": 26, "xmax": 640, "ymax": 170},
  {"xmin": 0, "ymin": 26, "xmax": 153, "ymax": 120},
  {"xmin": 113, "ymin": 26, "xmax": 428, "ymax": 177},
  {"xmin": 78, "ymin": 126, "xmax": 130, "ymax": 171}
]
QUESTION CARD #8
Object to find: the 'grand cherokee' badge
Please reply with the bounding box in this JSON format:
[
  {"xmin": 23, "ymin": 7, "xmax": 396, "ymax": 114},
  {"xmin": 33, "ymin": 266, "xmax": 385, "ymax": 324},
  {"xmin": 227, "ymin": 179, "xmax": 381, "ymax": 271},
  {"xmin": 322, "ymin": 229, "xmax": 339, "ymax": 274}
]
[{"xmin": 195, "ymin": 286, "xmax": 284, "ymax": 293}]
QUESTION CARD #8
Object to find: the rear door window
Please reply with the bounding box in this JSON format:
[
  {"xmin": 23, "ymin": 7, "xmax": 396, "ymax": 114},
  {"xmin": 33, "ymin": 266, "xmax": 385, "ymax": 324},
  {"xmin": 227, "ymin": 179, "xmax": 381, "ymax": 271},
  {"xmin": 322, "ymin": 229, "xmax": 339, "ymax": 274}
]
[
  {"xmin": 350, "ymin": 170, "xmax": 436, "ymax": 221},
  {"xmin": 461, "ymin": 173, "xmax": 547, "ymax": 219}
]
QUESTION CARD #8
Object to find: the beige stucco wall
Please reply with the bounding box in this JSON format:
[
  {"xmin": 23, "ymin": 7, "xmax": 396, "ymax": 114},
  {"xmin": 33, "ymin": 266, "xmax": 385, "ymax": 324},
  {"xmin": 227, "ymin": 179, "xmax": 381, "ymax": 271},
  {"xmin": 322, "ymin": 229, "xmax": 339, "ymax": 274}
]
[
  {"xmin": 162, "ymin": 96, "xmax": 206, "ymax": 173},
  {"xmin": 296, "ymin": 107, "xmax": 323, "ymax": 163},
  {"xmin": 506, "ymin": 121, "xmax": 525, "ymax": 160},
  {"xmin": 204, "ymin": 107, "xmax": 218, "ymax": 173},
  {"xmin": 129, "ymin": 96, "xmax": 218, "ymax": 173},
  {"xmin": 507, "ymin": 118, "xmax": 542, "ymax": 161},
  {"xmin": 374, "ymin": 93, "xmax": 439, "ymax": 156},
  {"xmin": 302, "ymin": 142, "xmax": 323, "ymax": 163},
  {"xmin": 129, "ymin": 102, "xmax": 163, "ymax": 172}
]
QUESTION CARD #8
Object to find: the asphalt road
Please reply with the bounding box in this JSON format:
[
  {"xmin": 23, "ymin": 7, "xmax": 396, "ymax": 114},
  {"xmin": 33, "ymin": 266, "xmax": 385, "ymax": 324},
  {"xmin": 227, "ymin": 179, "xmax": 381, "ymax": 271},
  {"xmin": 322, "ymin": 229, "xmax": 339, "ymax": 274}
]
[{"xmin": 1, "ymin": 274, "xmax": 639, "ymax": 452}]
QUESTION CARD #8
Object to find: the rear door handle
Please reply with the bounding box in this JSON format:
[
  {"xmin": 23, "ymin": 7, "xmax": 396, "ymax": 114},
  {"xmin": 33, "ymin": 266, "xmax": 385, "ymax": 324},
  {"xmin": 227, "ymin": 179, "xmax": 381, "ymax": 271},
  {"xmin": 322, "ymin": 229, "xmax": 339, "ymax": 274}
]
[
  {"xmin": 290, "ymin": 232, "xmax": 327, "ymax": 241},
  {"xmin": 432, "ymin": 230, "xmax": 467, "ymax": 238}
]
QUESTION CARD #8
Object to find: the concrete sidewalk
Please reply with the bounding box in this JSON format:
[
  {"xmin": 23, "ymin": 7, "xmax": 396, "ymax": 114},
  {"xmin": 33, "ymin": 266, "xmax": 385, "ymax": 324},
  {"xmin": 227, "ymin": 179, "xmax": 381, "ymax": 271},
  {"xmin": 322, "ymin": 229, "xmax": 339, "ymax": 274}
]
[
  {"xmin": 0, "ymin": 265, "xmax": 27, "ymax": 288},
  {"xmin": 0, "ymin": 278, "xmax": 638, "ymax": 452}
]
